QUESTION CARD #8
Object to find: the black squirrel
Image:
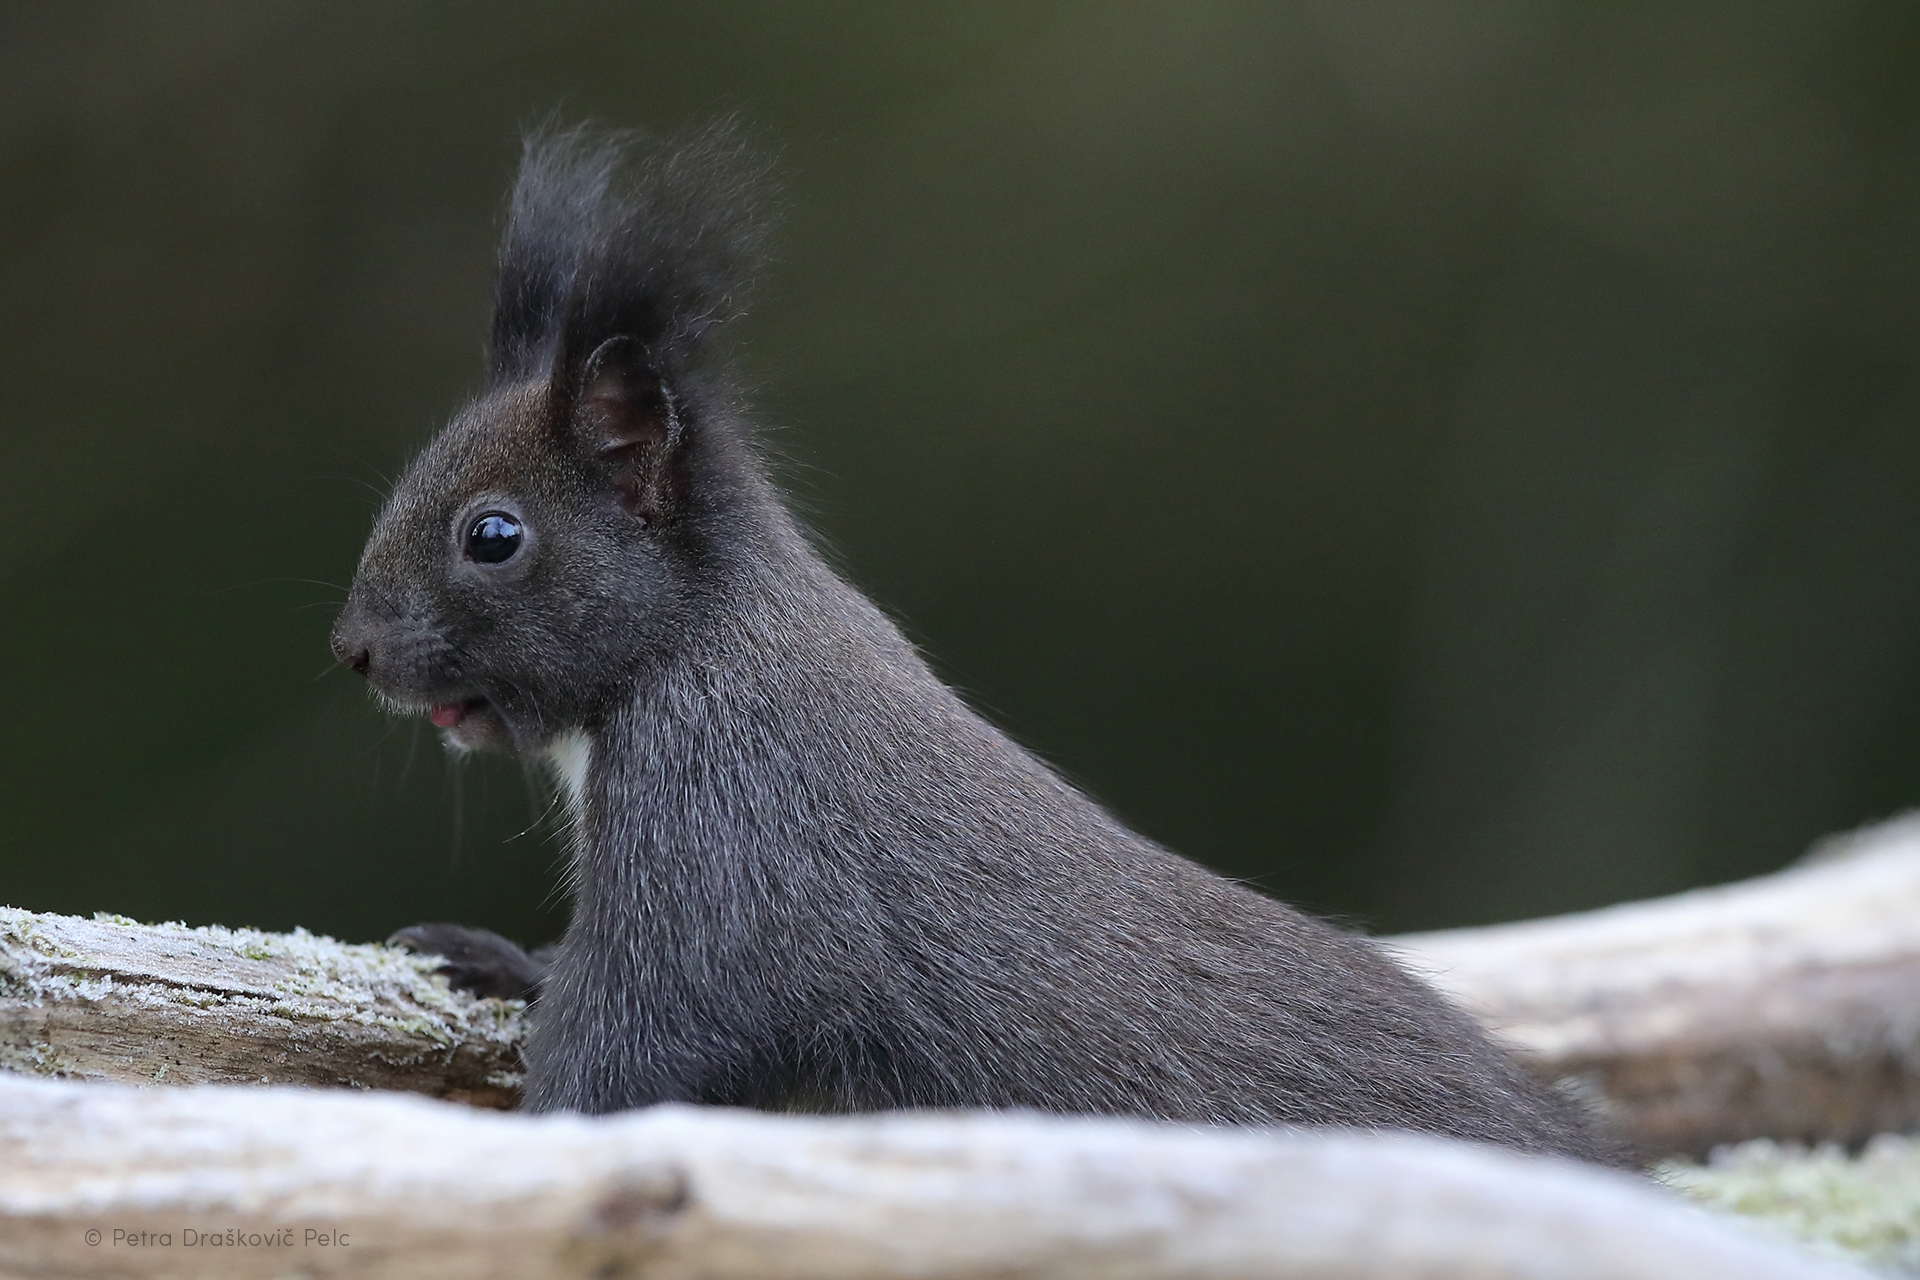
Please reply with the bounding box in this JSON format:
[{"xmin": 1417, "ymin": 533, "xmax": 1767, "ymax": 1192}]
[{"xmin": 332, "ymin": 122, "xmax": 1616, "ymax": 1163}]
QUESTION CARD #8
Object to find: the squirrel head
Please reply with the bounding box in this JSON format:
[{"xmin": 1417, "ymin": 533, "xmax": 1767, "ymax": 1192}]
[{"xmin": 331, "ymin": 121, "xmax": 775, "ymax": 754}]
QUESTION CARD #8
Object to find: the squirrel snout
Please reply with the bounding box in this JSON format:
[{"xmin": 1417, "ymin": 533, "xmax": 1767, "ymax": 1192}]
[{"xmin": 329, "ymin": 614, "xmax": 374, "ymax": 678}]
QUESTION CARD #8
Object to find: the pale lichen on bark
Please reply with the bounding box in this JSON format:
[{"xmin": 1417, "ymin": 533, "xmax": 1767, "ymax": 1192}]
[
  {"xmin": 0, "ymin": 907, "xmax": 524, "ymax": 1105},
  {"xmin": 11, "ymin": 813, "xmax": 1920, "ymax": 1150},
  {"xmin": 5, "ymin": 817, "xmax": 1920, "ymax": 1277}
]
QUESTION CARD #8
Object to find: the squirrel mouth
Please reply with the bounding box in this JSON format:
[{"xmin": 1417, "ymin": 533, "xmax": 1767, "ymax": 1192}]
[
  {"xmin": 430, "ymin": 698, "xmax": 488, "ymax": 729},
  {"xmin": 418, "ymin": 694, "xmax": 517, "ymax": 755}
]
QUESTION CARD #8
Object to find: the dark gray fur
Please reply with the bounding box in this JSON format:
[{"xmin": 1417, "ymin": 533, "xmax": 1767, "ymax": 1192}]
[{"xmin": 333, "ymin": 122, "xmax": 1618, "ymax": 1163}]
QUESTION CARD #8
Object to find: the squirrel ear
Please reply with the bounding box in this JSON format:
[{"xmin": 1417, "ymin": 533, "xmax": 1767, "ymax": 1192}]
[{"xmin": 572, "ymin": 337, "xmax": 683, "ymax": 522}]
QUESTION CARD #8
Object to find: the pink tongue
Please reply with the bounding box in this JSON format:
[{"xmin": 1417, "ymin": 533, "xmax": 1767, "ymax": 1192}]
[{"xmin": 430, "ymin": 703, "xmax": 467, "ymax": 729}]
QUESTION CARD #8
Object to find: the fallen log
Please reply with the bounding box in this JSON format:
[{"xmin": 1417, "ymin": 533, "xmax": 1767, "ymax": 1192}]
[
  {"xmin": 1390, "ymin": 812, "xmax": 1920, "ymax": 1156},
  {"xmin": 0, "ymin": 909, "xmax": 523, "ymax": 1106},
  {"xmin": 0, "ymin": 1073, "xmax": 1864, "ymax": 1280},
  {"xmin": 5, "ymin": 813, "xmax": 1920, "ymax": 1155}
]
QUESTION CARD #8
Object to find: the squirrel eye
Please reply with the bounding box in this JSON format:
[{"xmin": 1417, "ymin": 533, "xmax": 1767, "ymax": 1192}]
[{"xmin": 465, "ymin": 512, "xmax": 523, "ymax": 564}]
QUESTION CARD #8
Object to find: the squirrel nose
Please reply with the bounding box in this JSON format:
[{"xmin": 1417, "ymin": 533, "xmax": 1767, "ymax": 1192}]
[{"xmin": 330, "ymin": 613, "xmax": 375, "ymax": 677}]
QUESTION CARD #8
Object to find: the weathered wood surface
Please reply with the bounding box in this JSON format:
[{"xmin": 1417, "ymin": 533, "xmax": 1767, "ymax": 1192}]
[
  {"xmin": 6, "ymin": 812, "xmax": 1920, "ymax": 1157},
  {"xmin": 0, "ymin": 909, "xmax": 524, "ymax": 1106},
  {"xmin": 0, "ymin": 1073, "xmax": 1864, "ymax": 1280},
  {"xmin": 1391, "ymin": 812, "xmax": 1920, "ymax": 1156}
]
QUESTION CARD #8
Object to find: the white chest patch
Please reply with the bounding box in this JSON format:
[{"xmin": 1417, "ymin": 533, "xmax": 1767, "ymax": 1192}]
[{"xmin": 545, "ymin": 730, "xmax": 592, "ymax": 822}]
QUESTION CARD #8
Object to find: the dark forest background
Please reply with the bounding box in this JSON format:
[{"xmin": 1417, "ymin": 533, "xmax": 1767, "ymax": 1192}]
[{"xmin": 2, "ymin": 1, "xmax": 1918, "ymax": 945}]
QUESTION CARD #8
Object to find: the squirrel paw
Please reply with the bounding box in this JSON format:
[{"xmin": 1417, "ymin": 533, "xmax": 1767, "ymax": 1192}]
[{"xmin": 388, "ymin": 923, "xmax": 547, "ymax": 1001}]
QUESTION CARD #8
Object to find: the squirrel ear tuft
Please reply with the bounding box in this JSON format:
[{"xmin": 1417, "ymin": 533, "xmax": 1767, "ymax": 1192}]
[
  {"xmin": 492, "ymin": 119, "xmax": 776, "ymax": 386},
  {"xmin": 572, "ymin": 337, "xmax": 683, "ymax": 522}
]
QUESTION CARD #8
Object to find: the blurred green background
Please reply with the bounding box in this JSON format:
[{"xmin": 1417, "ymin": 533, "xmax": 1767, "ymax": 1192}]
[{"xmin": 2, "ymin": 1, "xmax": 1917, "ymax": 946}]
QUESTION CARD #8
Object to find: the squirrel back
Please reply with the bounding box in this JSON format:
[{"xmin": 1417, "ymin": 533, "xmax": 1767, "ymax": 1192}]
[{"xmin": 333, "ymin": 123, "xmax": 1618, "ymax": 1164}]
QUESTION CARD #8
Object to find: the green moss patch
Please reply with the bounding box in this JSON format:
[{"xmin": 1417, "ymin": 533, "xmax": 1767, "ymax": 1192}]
[{"xmin": 1665, "ymin": 1135, "xmax": 1920, "ymax": 1275}]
